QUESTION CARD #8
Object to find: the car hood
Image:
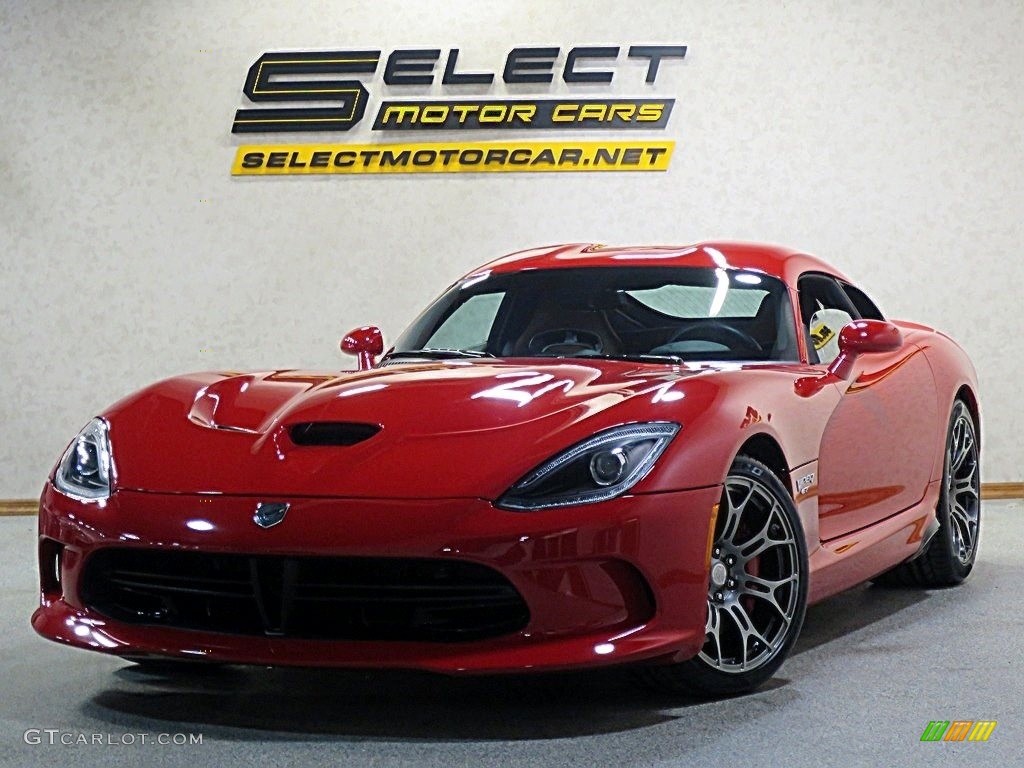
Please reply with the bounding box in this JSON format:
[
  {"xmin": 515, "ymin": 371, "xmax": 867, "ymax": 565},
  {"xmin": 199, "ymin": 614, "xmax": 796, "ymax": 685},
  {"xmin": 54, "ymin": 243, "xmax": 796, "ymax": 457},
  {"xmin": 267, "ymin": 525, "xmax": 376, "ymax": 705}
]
[{"xmin": 104, "ymin": 360, "xmax": 711, "ymax": 498}]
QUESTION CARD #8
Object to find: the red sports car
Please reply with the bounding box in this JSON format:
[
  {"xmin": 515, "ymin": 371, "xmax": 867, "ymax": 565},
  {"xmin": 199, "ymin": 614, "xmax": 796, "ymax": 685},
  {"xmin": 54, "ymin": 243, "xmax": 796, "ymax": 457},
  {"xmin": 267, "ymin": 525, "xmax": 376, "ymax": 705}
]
[{"xmin": 33, "ymin": 242, "xmax": 981, "ymax": 696}]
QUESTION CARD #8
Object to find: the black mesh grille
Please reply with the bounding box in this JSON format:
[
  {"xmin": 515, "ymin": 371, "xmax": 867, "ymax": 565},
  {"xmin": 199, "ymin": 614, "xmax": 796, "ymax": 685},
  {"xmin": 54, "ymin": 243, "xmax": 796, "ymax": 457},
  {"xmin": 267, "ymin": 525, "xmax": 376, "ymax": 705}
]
[
  {"xmin": 81, "ymin": 549, "xmax": 529, "ymax": 642},
  {"xmin": 289, "ymin": 422, "xmax": 381, "ymax": 446}
]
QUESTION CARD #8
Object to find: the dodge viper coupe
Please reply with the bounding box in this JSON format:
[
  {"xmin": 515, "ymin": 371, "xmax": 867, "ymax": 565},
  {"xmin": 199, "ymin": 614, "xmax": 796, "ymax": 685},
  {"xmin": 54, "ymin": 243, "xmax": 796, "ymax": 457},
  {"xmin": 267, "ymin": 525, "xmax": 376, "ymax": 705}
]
[{"xmin": 33, "ymin": 242, "xmax": 981, "ymax": 696}]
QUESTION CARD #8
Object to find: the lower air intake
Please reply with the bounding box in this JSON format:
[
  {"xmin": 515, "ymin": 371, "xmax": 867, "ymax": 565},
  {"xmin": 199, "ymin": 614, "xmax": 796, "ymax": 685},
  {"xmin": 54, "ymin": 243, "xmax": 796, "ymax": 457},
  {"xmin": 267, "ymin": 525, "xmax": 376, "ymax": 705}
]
[{"xmin": 80, "ymin": 549, "xmax": 529, "ymax": 642}]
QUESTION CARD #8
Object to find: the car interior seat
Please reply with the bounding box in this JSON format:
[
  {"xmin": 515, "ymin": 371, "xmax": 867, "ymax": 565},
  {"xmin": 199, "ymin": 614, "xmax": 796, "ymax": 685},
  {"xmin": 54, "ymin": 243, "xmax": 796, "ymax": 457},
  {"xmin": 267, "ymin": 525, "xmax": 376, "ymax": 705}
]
[
  {"xmin": 750, "ymin": 294, "xmax": 778, "ymax": 355},
  {"xmin": 807, "ymin": 307, "xmax": 853, "ymax": 365},
  {"xmin": 513, "ymin": 304, "xmax": 621, "ymax": 356}
]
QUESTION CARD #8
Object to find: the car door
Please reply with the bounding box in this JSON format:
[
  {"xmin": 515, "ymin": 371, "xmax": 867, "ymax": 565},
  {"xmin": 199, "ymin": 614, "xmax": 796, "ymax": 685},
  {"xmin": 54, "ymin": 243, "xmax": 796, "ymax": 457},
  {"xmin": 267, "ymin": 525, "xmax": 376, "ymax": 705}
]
[{"xmin": 799, "ymin": 273, "xmax": 939, "ymax": 541}]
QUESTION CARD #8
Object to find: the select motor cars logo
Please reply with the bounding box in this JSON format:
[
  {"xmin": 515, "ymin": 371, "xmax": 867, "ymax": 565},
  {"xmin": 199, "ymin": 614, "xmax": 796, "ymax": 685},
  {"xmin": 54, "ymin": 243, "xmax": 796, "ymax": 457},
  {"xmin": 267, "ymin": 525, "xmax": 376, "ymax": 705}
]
[
  {"xmin": 920, "ymin": 720, "xmax": 997, "ymax": 742},
  {"xmin": 230, "ymin": 45, "xmax": 685, "ymax": 176}
]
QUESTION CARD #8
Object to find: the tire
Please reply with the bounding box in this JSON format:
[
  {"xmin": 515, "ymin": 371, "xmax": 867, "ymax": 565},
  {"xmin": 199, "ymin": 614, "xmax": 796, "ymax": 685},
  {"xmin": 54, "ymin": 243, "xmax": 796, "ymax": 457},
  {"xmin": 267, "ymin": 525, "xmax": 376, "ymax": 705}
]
[
  {"xmin": 636, "ymin": 455, "xmax": 808, "ymax": 697},
  {"xmin": 873, "ymin": 399, "xmax": 980, "ymax": 587}
]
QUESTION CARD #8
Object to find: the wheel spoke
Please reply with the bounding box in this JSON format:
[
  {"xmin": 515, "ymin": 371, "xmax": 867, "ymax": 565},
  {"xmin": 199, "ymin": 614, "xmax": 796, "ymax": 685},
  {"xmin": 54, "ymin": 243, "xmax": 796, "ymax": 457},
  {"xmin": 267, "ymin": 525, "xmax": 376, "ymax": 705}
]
[
  {"xmin": 725, "ymin": 602, "xmax": 771, "ymax": 670},
  {"xmin": 949, "ymin": 500, "xmax": 967, "ymax": 527},
  {"xmin": 718, "ymin": 500, "xmax": 742, "ymax": 546},
  {"xmin": 951, "ymin": 427, "xmax": 974, "ymax": 473},
  {"xmin": 704, "ymin": 601, "xmax": 724, "ymax": 667},
  {"xmin": 953, "ymin": 476, "xmax": 978, "ymax": 498},
  {"xmin": 741, "ymin": 573, "xmax": 796, "ymax": 619},
  {"xmin": 720, "ymin": 482, "xmax": 754, "ymax": 545},
  {"xmin": 950, "ymin": 504, "xmax": 974, "ymax": 562},
  {"xmin": 740, "ymin": 505, "xmax": 795, "ymax": 562},
  {"xmin": 950, "ymin": 501, "xmax": 975, "ymax": 539}
]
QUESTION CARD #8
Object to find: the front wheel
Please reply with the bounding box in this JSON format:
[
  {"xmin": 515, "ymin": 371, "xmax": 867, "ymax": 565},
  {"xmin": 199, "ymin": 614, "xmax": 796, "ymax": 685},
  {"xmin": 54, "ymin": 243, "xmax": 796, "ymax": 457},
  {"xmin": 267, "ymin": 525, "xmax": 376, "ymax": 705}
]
[{"xmin": 637, "ymin": 455, "xmax": 808, "ymax": 697}]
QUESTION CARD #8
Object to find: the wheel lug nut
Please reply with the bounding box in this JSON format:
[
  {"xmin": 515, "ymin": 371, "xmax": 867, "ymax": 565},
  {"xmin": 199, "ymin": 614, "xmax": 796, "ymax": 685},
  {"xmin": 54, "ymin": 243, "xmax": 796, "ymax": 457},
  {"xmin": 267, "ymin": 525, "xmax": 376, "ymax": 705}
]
[
  {"xmin": 727, "ymin": 579, "xmax": 736, "ymax": 588},
  {"xmin": 726, "ymin": 555, "xmax": 735, "ymax": 565},
  {"xmin": 714, "ymin": 591, "xmax": 723, "ymax": 601},
  {"xmin": 713, "ymin": 548, "xmax": 721, "ymax": 557}
]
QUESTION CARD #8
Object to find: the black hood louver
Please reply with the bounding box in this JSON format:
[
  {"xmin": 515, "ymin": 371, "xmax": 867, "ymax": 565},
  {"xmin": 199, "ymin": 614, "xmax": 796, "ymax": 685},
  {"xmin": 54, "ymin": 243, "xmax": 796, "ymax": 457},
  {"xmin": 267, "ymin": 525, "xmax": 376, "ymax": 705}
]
[{"xmin": 289, "ymin": 422, "xmax": 381, "ymax": 446}]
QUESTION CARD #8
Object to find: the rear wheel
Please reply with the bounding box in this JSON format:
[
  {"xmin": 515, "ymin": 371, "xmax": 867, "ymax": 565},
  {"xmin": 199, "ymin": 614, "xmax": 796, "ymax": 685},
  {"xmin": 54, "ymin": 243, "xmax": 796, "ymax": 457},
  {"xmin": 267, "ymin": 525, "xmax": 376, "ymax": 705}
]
[
  {"xmin": 873, "ymin": 399, "xmax": 980, "ymax": 587},
  {"xmin": 637, "ymin": 455, "xmax": 808, "ymax": 696}
]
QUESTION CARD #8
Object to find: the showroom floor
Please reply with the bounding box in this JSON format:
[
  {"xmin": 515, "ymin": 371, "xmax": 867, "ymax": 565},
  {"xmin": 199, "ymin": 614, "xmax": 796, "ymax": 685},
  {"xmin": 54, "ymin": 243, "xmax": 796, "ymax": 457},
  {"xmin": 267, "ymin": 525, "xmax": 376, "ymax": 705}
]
[{"xmin": 1, "ymin": 500, "xmax": 1019, "ymax": 768}]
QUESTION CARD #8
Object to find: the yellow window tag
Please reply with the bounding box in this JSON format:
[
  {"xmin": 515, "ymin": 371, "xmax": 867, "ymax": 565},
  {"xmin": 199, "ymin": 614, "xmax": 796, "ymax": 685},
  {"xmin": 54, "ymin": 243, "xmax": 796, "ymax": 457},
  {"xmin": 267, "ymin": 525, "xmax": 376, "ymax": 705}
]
[{"xmin": 811, "ymin": 323, "xmax": 835, "ymax": 350}]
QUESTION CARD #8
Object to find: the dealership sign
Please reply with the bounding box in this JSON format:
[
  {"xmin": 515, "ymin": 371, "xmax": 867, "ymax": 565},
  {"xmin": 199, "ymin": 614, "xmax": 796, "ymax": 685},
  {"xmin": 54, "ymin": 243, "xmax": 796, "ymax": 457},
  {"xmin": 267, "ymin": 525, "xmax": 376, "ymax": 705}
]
[{"xmin": 230, "ymin": 45, "xmax": 685, "ymax": 175}]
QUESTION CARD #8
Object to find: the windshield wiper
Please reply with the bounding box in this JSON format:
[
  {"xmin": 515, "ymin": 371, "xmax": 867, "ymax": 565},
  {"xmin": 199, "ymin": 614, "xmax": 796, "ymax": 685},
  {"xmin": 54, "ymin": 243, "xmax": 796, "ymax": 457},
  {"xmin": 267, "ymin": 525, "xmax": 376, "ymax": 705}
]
[
  {"xmin": 385, "ymin": 348, "xmax": 496, "ymax": 360},
  {"xmin": 570, "ymin": 352, "xmax": 685, "ymax": 365}
]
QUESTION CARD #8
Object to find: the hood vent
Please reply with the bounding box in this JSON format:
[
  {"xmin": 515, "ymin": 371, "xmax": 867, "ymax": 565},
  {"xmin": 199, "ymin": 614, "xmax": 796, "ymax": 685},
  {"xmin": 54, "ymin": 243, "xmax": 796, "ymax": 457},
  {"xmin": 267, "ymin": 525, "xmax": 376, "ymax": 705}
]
[{"xmin": 289, "ymin": 422, "xmax": 381, "ymax": 447}]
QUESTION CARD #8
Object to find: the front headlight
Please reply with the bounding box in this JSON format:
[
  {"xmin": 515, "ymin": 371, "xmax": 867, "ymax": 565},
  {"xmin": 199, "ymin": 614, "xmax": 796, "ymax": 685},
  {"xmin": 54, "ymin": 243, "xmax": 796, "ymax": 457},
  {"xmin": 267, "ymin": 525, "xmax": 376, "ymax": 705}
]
[
  {"xmin": 53, "ymin": 418, "xmax": 113, "ymax": 501},
  {"xmin": 496, "ymin": 422, "xmax": 680, "ymax": 510}
]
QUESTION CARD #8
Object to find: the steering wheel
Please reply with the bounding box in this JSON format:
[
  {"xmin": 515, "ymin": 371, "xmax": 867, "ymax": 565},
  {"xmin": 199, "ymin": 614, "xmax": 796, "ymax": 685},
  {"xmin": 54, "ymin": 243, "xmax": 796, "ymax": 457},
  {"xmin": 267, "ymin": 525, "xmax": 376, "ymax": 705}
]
[{"xmin": 663, "ymin": 321, "xmax": 763, "ymax": 357}]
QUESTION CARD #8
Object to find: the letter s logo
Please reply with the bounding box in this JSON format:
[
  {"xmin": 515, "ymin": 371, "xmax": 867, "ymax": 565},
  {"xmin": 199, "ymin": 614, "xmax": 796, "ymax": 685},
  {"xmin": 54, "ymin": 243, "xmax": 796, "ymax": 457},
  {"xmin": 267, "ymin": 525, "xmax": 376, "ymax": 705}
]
[{"xmin": 232, "ymin": 51, "xmax": 380, "ymax": 133}]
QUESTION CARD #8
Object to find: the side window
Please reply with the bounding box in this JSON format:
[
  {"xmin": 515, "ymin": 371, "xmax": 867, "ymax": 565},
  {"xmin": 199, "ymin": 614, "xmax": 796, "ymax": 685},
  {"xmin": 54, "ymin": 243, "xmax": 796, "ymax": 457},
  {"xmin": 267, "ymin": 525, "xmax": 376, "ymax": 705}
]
[
  {"xmin": 424, "ymin": 292, "xmax": 505, "ymax": 351},
  {"xmin": 797, "ymin": 274, "xmax": 859, "ymax": 365},
  {"xmin": 840, "ymin": 282, "xmax": 885, "ymax": 320}
]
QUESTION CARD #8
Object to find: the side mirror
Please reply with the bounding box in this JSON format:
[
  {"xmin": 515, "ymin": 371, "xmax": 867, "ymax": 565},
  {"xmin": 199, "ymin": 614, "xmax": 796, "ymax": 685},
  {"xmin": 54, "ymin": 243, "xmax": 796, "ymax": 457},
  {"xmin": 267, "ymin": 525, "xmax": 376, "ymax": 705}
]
[
  {"xmin": 341, "ymin": 326, "xmax": 384, "ymax": 371},
  {"xmin": 795, "ymin": 319, "xmax": 902, "ymax": 397},
  {"xmin": 827, "ymin": 319, "xmax": 902, "ymax": 379},
  {"xmin": 838, "ymin": 319, "xmax": 903, "ymax": 355}
]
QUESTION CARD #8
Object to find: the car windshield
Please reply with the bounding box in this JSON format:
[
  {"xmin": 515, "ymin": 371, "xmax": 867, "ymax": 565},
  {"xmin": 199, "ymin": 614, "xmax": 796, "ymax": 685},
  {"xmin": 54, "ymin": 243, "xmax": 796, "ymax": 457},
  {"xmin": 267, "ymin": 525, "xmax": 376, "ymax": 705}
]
[{"xmin": 390, "ymin": 266, "xmax": 799, "ymax": 363}]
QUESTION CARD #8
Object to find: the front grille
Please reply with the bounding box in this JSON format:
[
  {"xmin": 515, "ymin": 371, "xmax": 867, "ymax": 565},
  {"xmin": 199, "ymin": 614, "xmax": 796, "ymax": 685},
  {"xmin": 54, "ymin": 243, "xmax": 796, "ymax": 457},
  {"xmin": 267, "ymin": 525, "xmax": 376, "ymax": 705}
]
[{"xmin": 81, "ymin": 549, "xmax": 529, "ymax": 642}]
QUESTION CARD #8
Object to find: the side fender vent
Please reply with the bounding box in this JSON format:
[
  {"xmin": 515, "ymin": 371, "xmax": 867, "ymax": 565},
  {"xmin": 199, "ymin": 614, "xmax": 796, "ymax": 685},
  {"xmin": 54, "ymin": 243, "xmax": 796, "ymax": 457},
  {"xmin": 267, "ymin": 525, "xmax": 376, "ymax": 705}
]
[{"xmin": 289, "ymin": 422, "xmax": 381, "ymax": 446}]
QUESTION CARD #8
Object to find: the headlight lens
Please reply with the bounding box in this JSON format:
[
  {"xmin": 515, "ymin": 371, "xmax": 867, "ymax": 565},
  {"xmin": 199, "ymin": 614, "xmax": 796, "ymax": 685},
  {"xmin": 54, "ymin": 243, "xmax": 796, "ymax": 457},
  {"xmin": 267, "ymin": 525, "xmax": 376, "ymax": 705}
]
[
  {"xmin": 497, "ymin": 422, "xmax": 680, "ymax": 510},
  {"xmin": 53, "ymin": 418, "xmax": 113, "ymax": 500}
]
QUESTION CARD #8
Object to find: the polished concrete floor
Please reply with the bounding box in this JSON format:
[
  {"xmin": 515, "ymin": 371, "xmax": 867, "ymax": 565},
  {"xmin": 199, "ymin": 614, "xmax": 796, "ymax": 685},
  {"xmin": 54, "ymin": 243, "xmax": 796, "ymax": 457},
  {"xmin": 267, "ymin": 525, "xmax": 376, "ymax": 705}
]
[{"xmin": 1, "ymin": 500, "xmax": 1020, "ymax": 767}]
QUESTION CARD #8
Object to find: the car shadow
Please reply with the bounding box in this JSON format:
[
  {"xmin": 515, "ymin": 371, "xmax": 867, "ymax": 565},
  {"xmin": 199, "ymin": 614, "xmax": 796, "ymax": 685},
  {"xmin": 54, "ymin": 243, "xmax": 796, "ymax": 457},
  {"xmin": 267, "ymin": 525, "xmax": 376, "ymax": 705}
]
[
  {"xmin": 85, "ymin": 664, "xmax": 710, "ymax": 740},
  {"xmin": 82, "ymin": 577, "xmax": 942, "ymax": 741},
  {"xmin": 793, "ymin": 582, "xmax": 930, "ymax": 655}
]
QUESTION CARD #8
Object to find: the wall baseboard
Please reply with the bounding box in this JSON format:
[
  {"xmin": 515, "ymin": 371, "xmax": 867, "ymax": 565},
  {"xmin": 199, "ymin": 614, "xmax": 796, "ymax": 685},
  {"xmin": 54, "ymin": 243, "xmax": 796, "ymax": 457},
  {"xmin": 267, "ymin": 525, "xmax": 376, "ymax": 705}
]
[
  {"xmin": 0, "ymin": 500, "xmax": 38, "ymax": 516},
  {"xmin": 1, "ymin": 483, "xmax": 1021, "ymax": 515},
  {"xmin": 981, "ymin": 482, "xmax": 1024, "ymax": 500}
]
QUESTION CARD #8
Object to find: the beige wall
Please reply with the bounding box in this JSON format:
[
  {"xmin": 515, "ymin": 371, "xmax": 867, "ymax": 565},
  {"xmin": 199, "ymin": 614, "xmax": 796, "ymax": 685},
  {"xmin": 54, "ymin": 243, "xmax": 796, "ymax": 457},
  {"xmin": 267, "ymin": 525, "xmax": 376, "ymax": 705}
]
[{"xmin": 1, "ymin": 0, "xmax": 1021, "ymax": 496}]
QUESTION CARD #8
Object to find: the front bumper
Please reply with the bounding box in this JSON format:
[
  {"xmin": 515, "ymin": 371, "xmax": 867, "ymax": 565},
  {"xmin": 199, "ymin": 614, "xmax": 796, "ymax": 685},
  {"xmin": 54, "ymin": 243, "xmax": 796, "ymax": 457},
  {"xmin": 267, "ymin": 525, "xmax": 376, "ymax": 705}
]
[{"xmin": 32, "ymin": 483, "xmax": 718, "ymax": 673}]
